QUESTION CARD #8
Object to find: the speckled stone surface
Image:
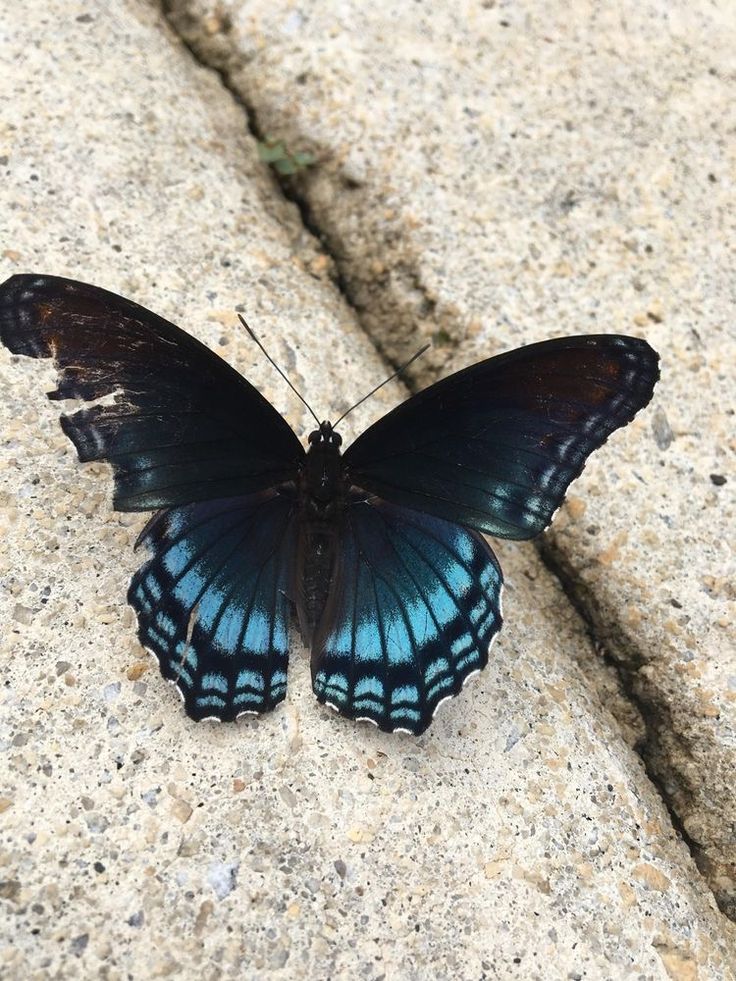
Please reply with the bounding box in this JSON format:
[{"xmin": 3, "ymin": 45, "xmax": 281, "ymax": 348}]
[
  {"xmin": 1, "ymin": 2, "xmax": 736, "ymax": 979},
  {"xmin": 164, "ymin": 0, "xmax": 736, "ymax": 920}
]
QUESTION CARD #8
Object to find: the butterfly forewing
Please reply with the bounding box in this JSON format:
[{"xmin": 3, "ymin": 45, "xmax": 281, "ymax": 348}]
[
  {"xmin": 344, "ymin": 335, "xmax": 659, "ymax": 539},
  {"xmin": 0, "ymin": 275, "xmax": 305, "ymax": 510}
]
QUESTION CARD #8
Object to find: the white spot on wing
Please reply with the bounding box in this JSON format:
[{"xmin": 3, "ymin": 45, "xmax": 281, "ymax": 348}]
[
  {"xmin": 544, "ymin": 503, "xmax": 562, "ymax": 532},
  {"xmin": 166, "ymin": 678, "xmax": 186, "ymax": 703},
  {"xmin": 461, "ymin": 668, "xmax": 481, "ymax": 688},
  {"xmin": 432, "ymin": 694, "xmax": 454, "ymax": 720},
  {"xmin": 143, "ymin": 642, "xmax": 189, "ymax": 712}
]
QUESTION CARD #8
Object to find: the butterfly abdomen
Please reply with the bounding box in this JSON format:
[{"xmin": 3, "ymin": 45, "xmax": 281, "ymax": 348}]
[{"xmin": 297, "ymin": 520, "xmax": 341, "ymax": 644}]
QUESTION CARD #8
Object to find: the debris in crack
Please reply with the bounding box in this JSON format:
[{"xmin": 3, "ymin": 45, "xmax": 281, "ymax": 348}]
[
  {"xmin": 161, "ymin": 0, "xmax": 336, "ymax": 281},
  {"xmin": 257, "ymin": 138, "xmax": 315, "ymax": 177}
]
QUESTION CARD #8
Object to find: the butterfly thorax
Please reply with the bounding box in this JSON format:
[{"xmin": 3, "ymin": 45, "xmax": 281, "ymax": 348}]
[
  {"xmin": 296, "ymin": 421, "xmax": 347, "ymax": 643},
  {"xmin": 302, "ymin": 421, "xmax": 344, "ymax": 511}
]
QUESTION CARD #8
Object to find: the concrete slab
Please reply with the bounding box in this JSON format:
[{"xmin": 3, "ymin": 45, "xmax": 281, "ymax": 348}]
[
  {"xmin": 0, "ymin": 2, "xmax": 734, "ymax": 978},
  {"xmin": 165, "ymin": 0, "xmax": 736, "ymax": 918}
]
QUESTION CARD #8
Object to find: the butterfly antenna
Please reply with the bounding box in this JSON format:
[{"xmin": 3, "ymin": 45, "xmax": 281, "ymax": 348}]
[
  {"xmin": 332, "ymin": 343, "xmax": 431, "ymax": 428},
  {"xmin": 238, "ymin": 314, "xmax": 320, "ymax": 427}
]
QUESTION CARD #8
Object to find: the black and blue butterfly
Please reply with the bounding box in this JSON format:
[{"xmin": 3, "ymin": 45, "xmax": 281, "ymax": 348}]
[{"xmin": 0, "ymin": 274, "xmax": 659, "ymax": 734}]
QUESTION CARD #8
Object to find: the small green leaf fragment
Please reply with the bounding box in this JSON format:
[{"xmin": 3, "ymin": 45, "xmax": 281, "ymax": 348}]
[
  {"xmin": 257, "ymin": 139, "xmax": 315, "ymax": 174},
  {"xmin": 257, "ymin": 141, "xmax": 286, "ymax": 163}
]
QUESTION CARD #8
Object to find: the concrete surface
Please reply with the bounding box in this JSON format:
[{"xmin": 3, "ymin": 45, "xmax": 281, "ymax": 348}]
[
  {"xmin": 0, "ymin": 2, "xmax": 735, "ymax": 979},
  {"xmin": 163, "ymin": 0, "xmax": 736, "ymax": 920}
]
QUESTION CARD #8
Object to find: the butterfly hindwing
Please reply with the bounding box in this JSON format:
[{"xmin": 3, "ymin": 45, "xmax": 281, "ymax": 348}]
[
  {"xmin": 0, "ymin": 274, "xmax": 305, "ymax": 510},
  {"xmin": 128, "ymin": 489, "xmax": 297, "ymax": 720},
  {"xmin": 311, "ymin": 496, "xmax": 503, "ymax": 734},
  {"xmin": 344, "ymin": 335, "xmax": 659, "ymax": 539}
]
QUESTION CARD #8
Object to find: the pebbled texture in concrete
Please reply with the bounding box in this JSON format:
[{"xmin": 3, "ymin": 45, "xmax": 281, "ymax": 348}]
[
  {"xmin": 163, "ymin": 0, "xmax": 736, "ymax": 920},
  {"xmin": 0, "ymin": 2, "xmax": 734, "ymax": 979}
]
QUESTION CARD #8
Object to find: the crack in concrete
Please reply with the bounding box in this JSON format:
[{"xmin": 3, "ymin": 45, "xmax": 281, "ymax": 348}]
[
  {"xmin": 159, "ymin": 1, "xmax": 728, "ymax": 919},
  {"xmin": 537, "ymin": 540, "xmax": 704, "ymax": 857},
  {"xmin": 162, "ymin": 1, "xmax": 455, "ymax": 375},
  {"xmin": 160, "ymin": 0, "xmax": 358, "ymax": 328}
]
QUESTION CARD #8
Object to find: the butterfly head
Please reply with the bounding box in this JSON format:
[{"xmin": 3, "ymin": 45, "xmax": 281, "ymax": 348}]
[{"xmin": 307, "ymin": 421, "xmax": 343, "ymax": 448}]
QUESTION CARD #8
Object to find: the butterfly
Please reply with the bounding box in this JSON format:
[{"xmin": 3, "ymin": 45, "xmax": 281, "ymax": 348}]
[{"xmin": 0, "ymin": 274, "xmax": 659, "ymax": 734}]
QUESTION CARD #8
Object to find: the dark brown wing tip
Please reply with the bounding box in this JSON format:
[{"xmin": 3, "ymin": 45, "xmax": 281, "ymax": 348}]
[{"xmin": 0, "ymin": 273, "xmax": 59, "ymax": 358}]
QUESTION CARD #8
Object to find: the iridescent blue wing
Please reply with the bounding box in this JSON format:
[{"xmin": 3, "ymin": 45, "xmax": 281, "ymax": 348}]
[
  {"xmin": 311, "ymin": 496, "xmax": 503, "ymax": 734},
  {"xmin": 344, "ymin": 335, "xmax": 659, "ymax": 539},
  {"xmin": 129, "ymin": 489, "xmax": 297, "ymax": 720},
  {"xmin": 0, "ymin": 275, "xmax": 305, "ymax": 510}
]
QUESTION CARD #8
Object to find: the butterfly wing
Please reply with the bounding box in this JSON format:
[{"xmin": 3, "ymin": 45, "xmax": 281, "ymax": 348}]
[
  {"xmin": 344, "ymin": 335, "xmax": 659, "ymax": 539},
  {"xmin": 129, "ymin": 489, "xmax": 297, "ymax": 720},
  {"xmin": 311, "ymin": 496, "xmax": 503, "ymax": 734},
  {"xmin": 0, "ymin": 274, "xmax": 305, "ymax": 510}
]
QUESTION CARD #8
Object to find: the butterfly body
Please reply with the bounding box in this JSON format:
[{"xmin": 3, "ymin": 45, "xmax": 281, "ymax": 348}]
[
  {"xmin": 296, "ymin": 421, "xmax": 348, "ymax": 643},
  {"xmin": 0, "ymin": 274, "xmax": 660, "ymax": 735}
]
